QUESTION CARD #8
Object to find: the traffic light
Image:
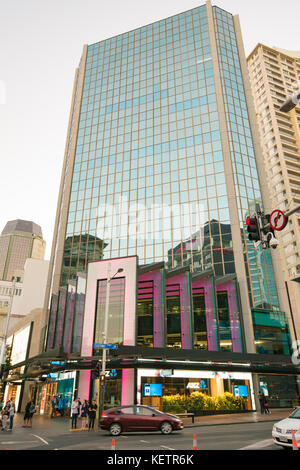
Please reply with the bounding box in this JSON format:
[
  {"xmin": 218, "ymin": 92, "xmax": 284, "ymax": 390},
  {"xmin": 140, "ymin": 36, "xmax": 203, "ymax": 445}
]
[
  {"xmin": 246, "ymin": 215, "xmax": 261, "ymax": 242},
  {"xmin": 91, "ymin": 360, "xmax": 100, "ymax": 380}
]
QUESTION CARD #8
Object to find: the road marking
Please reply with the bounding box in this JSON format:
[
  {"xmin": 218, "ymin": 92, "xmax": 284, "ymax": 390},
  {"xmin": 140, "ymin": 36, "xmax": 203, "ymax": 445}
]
[
  {"xmin": 31, "ymin": 434, "xmax": 49, "ymax": 445},
  {"xmin": 239, "ymin": 439, "xmax": 274, "ymax": 450},
  {"xmin": 140, "ymin": 440, "xmax": 150, "ymax": 443},
  {"xmin": 121, "ymin": 435, "xmax": 128, "ymax": 438},
  {"xmin": 160, "ymin": 445, "xmax": 175, "ymax": 450},
  {"xmin": 0, "ymin": 440, "xmax": 38, "ymax": 445}
]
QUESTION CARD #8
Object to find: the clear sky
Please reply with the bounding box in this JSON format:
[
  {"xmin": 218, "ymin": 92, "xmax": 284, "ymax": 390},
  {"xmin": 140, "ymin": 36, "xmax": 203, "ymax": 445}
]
[{"xmin": 0, "ymin": 0, "xmax": 299, "ymax": 259}]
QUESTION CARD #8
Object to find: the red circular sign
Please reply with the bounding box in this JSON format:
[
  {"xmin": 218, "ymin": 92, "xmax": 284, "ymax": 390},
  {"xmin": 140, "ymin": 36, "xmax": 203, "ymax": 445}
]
[{"xmin": 270, "ymin": 210, "xmax": 286, "ymax": 231}]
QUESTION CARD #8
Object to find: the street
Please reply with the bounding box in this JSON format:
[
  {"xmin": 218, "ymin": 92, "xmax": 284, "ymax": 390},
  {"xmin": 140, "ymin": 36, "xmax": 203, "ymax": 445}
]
[{"xmin": 0, "ymin": 419, "xmax": 285, "ymax": 451}]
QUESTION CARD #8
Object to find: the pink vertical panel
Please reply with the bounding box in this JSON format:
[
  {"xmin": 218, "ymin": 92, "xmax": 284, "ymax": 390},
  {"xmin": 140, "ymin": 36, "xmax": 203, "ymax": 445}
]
[
  {"xmin": 121, "ymin": 369, "xmax": 135, "ymax": 406},
  {"xmin": 77, "ymin": 370, "xmax": 91, "ymax": 402}
]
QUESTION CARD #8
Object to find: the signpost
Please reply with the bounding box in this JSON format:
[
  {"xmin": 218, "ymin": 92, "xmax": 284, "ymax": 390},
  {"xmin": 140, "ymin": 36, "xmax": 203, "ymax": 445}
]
[
  {"xmin": 269, "ymin": 209, "xmax": 286, "ymax": 231},
  {"xmin": 93, "ymin": 343, "xmax": 118, "ymax": 350}
]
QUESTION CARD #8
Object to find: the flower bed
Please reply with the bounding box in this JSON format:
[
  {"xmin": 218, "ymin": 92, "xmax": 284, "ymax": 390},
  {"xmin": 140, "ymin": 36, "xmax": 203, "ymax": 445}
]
[{"xmin": 162, "ymin": 391, "xmax": 247, "ymax": 414}]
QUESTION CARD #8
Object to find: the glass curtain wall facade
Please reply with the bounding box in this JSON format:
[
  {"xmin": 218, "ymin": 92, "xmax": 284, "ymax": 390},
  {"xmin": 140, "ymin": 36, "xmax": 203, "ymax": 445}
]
[{"xmin": 55, "ymin": 3, "xmax": 282, "ymax": 338}]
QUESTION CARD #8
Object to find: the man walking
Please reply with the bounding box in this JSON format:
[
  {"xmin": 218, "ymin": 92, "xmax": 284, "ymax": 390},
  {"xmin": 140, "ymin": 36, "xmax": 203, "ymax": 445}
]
[
  {"xmin": 71, "ymin": 397, "xmax": 80, "ymax": 429},
  {"xmin": 8, "ymin": 400, "xmax": 15, "ymax": 431}
]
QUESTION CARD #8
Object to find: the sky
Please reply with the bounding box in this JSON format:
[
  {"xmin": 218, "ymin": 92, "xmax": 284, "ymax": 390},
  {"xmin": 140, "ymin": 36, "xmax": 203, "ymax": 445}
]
[{"xmin": 0, "ymin": 0, "xmax": 299, "ymax": 259}]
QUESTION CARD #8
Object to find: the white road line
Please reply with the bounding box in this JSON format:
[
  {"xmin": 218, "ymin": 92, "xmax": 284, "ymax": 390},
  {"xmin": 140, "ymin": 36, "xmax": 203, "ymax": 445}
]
[
  {"xmin": 160, "ymin": 445, "xmax": 175, "ymax": 450},
  {"xmin": 0, "ymin": 440, "xmax": 38, "ymax": 445},
  {"xmin": 140, "ymin": 440, "xmax": 150, "ymax": 443},
  {"xmin": 121, "ymin": 435, "xmax": 128, "ymax": 438},
  {"xmin": 239, "ymin": 439, "xmax": 274, "ymax": 450},
  {"xmin": 31, "ymin": 434, "xmax": 49, "ymax": 445}
]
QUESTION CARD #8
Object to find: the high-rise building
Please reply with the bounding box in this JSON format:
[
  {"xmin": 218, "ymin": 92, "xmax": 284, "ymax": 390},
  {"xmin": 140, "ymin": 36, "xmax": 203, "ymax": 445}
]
[
  {"xmin": 0, "ymin": 219, "xmax": 45, "ymax": 282},
  {"xmin": 36, "ymin": 2, "xmax": 299, "ymax": 412},
  {"xmin": 247, "ymin": 44, "xmax": 300, "ymax": 338},
  {"xmin": 0, "ymin": 219, "xmax": 46, "ymax": 370}
]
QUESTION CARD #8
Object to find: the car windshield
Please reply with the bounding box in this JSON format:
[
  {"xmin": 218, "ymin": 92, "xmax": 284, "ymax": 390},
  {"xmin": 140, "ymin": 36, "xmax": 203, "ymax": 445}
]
[{"xmin": 289, "ymin": 408, "xmax": 300, "ymax": 419}]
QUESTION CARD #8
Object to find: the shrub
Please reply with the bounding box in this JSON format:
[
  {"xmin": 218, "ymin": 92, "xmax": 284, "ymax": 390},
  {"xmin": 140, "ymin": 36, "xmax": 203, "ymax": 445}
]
[{"xmin": 161, "ymin": 392, "xmax": 246, "ymax": 413}]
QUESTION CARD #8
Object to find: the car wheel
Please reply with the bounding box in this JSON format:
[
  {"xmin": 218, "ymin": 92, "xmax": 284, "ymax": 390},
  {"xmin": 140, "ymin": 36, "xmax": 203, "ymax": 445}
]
[
  {"xmin": 109, "ymin": 423, "xmax": 122, "ymax": 436},
  {"xmin": 160, "ymin": 421, "xmax": 173, "ymax": 435}
]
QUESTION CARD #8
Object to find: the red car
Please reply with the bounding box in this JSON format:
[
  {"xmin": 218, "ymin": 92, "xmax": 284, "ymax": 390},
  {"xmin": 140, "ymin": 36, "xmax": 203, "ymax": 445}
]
[{"xmin": 100, "ymin": 405, "xmax": 184, "ymax": 436}]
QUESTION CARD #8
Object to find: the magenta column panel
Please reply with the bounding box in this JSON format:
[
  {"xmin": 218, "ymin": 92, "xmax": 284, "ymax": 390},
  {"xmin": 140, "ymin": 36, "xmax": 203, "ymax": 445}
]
[
  {"xmin": 216, "ymin": 280, "xmax": 243, "ymax": 353},
  {"xmin": 166, "ymin": 271, "xmax": 192, "ymax": 350},
  {"xmin": 192, "ymin": 276, "xmax": 219, "ymax": 351},
  {"xmin": 138, "ymin": 268, "xmax": 164, "ymax": 348}
]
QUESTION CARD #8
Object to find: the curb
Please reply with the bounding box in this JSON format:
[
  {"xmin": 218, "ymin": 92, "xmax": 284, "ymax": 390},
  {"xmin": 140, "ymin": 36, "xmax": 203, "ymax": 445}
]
[{"xmin": 183, "ymin": 418, "xmax": 281, "ymax": 428}]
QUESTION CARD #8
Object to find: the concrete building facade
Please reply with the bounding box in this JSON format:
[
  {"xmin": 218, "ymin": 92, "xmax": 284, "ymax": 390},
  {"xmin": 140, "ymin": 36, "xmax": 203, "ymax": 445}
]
[{"xmin": 247, "ymin": 44, "xmax": 300, "ymax": 339}]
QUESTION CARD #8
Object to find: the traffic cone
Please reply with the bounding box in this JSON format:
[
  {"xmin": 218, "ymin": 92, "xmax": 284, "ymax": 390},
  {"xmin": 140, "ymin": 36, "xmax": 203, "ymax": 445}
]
[
  {"xmin": 111, "ymin": 438, "xmax": 116, "ymax": 450},
  {"xmin": 192, "ymin": 434, "xmax": 198, "ymax": 450},
  {"xmin": 291, "ymin": 429, "xmax": 298, "ymax": 451}
]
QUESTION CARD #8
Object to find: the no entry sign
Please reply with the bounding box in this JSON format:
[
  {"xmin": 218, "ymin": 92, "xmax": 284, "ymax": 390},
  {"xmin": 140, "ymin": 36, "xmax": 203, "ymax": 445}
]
[{"xmin": 270, "ymin": 209, "xmax": 286, "ymax": 231}]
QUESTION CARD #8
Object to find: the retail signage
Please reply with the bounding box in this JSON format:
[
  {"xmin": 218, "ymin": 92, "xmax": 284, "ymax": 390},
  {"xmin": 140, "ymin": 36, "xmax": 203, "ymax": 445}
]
[
  {"xmin": 158, "ymin": 369, "xmax": 173, "ymax": 377},
  {"xmin": 233, "ymin": 385, "xmax": 249, "ymax": 397},
  {"xmin": 93, "ymin": 343, "xmax": 118, "ymax": 350},
  {"xmin": 143, "ymin": 384, "xmax": 162, "ymax": 397}
]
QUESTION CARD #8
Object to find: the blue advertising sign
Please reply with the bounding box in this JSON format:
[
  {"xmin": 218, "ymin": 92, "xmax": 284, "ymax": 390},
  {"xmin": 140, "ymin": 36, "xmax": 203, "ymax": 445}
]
[
  {"xmin": 143, "ymin": 384, "xmax": 162, "ymax": 397},
  {"xmin": 93, "ymin": 343, "xmax": 118, "ymax": 350}
]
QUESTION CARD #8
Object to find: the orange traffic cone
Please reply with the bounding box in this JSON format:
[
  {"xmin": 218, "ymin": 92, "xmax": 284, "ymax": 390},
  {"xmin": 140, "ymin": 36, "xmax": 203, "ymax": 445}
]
[
  {"xmin": 192, "ymin": 434, "xmax": 198, "ymax": 450},
  {"xmin": 111, "ymin": 438, "xmax": 116, "ymax": 450},
  {"xmin": 291, "ymin": 429, "xmax": 298, "ymax": 451}
]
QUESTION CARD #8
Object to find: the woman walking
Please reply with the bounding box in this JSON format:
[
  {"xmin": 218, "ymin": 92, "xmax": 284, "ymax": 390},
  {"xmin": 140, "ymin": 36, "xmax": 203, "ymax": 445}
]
[{"xmin": 80, "ymin": 400, "xmax": 89, "ymax": 429}]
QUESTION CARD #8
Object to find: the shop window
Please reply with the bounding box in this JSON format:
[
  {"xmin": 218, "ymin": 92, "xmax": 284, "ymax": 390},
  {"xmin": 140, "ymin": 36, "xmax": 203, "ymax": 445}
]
[
  {"xmin": 166, "ymin": 284, "xmax": 181, "ymax": 349},
  {"xmin": 94, "ymin": 277, "xmax": 125, "ymax": 347},
  {"xmin": 192, "ymin": 288, "xmax": 207, "ymax": 350},
  {"xmin": 252, "ymin": 309, "xmax": 292, "ymax": 356},
  {"xmin": 217, "ymin": 291, "xmax": 232, "ymax": 352},
  {"xmin": 137, "ymin": 280, "xmax": 154, "ymax": 347}
]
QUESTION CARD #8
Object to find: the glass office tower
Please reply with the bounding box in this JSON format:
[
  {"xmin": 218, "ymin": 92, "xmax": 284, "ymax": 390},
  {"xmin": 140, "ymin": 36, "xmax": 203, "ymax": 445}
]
[{"xmin": 45, "ymin": 1, "xmax": 289, "ymax": 355}]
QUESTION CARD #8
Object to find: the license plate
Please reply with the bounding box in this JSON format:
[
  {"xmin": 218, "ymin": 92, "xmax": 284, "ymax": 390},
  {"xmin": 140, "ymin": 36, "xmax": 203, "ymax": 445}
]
[{"xmin": 279, "ymin": 437, "xmax": 288, "ymax": 443}]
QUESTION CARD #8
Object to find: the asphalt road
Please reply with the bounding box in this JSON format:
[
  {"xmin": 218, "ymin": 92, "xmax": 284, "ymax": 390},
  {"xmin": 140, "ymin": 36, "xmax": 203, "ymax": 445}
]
[{"xmin": 0, "ymin": 421, "xmax": 286, "ymax": 451}]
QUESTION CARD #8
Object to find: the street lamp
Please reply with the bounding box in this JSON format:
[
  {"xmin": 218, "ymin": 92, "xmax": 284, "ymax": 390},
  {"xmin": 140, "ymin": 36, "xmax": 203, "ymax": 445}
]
[
  {"xmin": 0, "ymin": 277, "xmax": 16, "ymax": 369},
  {"xmin": 98, "ymin": 265, "xmax": 123, "ymax": 428},
  {"xmin": 280, "ymin": 89, "xmax": 300, "ymax": 113}
]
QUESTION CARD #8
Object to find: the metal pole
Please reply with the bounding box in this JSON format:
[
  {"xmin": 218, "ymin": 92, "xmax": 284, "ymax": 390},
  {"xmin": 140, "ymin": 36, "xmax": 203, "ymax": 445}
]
[
  {"xmin": 98, "ymin": 263, "xmax": 111, "ymax": 428},
  {"xmin": 0, "ymin": 277, "xmax": 16, "ymax": 368}
]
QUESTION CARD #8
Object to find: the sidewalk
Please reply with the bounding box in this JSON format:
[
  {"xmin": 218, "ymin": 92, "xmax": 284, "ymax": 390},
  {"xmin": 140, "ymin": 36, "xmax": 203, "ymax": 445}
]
[
  {"xmin": 10, "ymin": 408, "xmax": 292, "ymax": 434},
  {"xmin": 181, "ymin": 408, "xmax": 293, "ymax": 427}
]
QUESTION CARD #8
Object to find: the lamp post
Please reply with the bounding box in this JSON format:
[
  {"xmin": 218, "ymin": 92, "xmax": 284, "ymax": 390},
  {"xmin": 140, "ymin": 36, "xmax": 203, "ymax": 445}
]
[
  {"xmin": 98, "ymin": 265, "xmax": 123, "ymax": 428},
  {"xmin": 0, "ymin": 277, "xmax": 16, "ymax": 395}
]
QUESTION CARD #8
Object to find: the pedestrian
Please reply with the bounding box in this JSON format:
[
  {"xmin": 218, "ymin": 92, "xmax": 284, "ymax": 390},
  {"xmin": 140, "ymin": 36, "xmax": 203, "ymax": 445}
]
[
  {"xmin": 23, "ymin": 400, "xmax": 32, "ymax": 427},
  {"xmin": 80, "ymin": 400, "xmax": 89, "ymax": 429},
  {"xmin": 1, "ymin": 402, "xmax": 10, "ymax": 432},
  {"xmin": 263, "ymin": 397, "xmax": 271, "ymax": 414},
  {"xmin": 23, "ymin": 400, "xmax": 36, "ymax": 427},
  {"xmin": 51, "ymin": 396, "xmax": 57, "ymax": 418},
  {"xmin": 8, "ymin": 399, "xmax": 15, "ymax": 431},
  {"xmin": 88, "ymin": 400, "xmax": 98, "ymax": 431},
  {"xmin": 57, "ymin": 395, "xmax": 64, "ymax": 417},
  {"xmin": 258, "ymin": 392, "xmax": 265, "ymax": 414},
  {"xmin": 71, "ymin": 397, "xmax": 80, "ymax": 429}
]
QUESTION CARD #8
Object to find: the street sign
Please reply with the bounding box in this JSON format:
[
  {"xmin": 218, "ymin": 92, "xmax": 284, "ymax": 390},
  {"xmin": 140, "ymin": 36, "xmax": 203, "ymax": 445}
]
[
  {"xmin": 93, "ymin": 343, "xmax": 118, "ymax": 350},
  {"xmin": 270, "ymin": 210, "xmax": 287, "ymax": 231}
]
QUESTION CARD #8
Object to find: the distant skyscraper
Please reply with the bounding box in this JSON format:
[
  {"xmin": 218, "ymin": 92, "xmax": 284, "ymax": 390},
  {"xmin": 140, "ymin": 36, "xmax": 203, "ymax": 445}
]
[
  {"xmin": 247, "ymin": 44, "xmax": 300, "ymax": 338},
  {"xmin": 0, "ymin": 219, "xmax": 45, "ymax": 282},
  {"xmin": 44, "ymin": 0, "xmax": 294, "ymax": 355}
]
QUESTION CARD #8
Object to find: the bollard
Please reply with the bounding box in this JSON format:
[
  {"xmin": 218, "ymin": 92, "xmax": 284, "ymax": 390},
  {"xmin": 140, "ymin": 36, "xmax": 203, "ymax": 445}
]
[
  {"xmin": 192, "ymin": 434, "xmax": 198, "ymax": 450},
  {"xmin": 111, "ymin": 438, "xmax": 116, "ymax": 450},
  {"xmin": 291, "ymin": 429, "xmax": 299, "ymax": 451}
]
